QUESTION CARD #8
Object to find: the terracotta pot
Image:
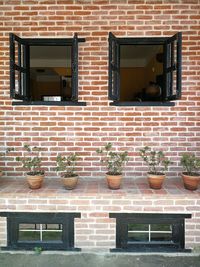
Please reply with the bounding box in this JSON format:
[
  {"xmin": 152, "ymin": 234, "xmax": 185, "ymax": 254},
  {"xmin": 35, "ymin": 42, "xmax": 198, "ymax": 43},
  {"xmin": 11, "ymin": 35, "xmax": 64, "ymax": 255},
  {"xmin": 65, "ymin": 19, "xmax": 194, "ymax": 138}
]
[
  {"xmin": 182, "ymin": 172, "xmax": 200, "ymax": 191},
  {"xmin": 26, "ymin": 173, "xmax": 44, "ymax": 189},
  {"xmin": 0, "ymin": 170, "xmax": 3, "ymax": 177},
  {"xmin": 147, "ymin": 173, "xmax": 165, "ymax": 190},
  {"xmin": 106, "ymin": 174, "xmax": 123, "ymax": 190},
  {"xmin": 62, "ymin": 175, "xmax": 78, "ymax": 190}
]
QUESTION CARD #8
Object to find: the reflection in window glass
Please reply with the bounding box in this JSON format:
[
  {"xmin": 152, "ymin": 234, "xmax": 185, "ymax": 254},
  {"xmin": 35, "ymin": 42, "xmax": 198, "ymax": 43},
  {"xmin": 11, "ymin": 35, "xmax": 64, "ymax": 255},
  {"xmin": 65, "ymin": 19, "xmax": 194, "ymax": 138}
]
[{"xmin": 18, "ymin": 223, "xmax": 62, "ymax": 242}]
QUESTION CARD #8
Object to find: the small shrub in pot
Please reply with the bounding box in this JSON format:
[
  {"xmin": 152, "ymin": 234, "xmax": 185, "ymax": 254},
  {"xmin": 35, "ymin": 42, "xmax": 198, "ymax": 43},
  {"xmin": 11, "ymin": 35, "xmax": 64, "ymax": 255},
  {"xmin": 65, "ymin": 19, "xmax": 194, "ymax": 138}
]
[
  {"xmin": 16, "ymin": 145, "xmax": 45, "ymax": 189},
  {"xmin": 56, "ymin": 153, "xmax": 79, "ymax": 190},
  {"xmin": 180, "ymin": 153, "xmax": 200, "ymax": 191},
  {"xmin": 96, "ymin": 143, "xmax": 129, "ymax": 190},
  {"xmin": 139, "ymin": 146, "xmax": 172, "ymax": 189}
]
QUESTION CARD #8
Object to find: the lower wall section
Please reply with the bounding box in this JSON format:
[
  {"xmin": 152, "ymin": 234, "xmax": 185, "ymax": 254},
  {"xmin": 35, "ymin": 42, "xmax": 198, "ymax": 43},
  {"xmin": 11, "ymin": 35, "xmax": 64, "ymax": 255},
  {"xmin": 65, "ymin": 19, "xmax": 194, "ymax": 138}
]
[
  {"xmin": 0, "ymin": 178, "xmax": 200, "ymax": 251},
  {"xmin": 0, "ymin": 252, "xmax": 200, "ymax": 267}
]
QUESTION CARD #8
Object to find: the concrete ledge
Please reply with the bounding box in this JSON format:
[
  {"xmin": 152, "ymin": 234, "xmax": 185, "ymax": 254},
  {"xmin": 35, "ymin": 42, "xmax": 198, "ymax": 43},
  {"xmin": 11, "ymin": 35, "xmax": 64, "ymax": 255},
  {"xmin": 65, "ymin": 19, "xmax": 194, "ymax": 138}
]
[{"xmin": 0, "ymin": 252, "xmax": 200, "ymax": 267}]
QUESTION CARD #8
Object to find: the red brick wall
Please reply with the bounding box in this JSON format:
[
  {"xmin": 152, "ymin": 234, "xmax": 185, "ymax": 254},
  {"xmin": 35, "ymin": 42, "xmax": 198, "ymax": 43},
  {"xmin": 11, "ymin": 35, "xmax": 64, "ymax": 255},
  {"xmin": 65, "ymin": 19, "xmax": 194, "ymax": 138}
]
[{"xmin": 0, "ymin": 0, "xmax": 200, "ymax": 178}]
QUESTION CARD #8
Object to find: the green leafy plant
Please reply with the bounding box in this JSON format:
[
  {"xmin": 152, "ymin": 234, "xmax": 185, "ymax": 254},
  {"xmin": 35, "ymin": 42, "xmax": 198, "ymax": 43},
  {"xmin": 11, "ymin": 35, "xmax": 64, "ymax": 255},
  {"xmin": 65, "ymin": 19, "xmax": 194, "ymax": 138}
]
[
  {"xmin": 56, "ymin": 153, "xmax": 79, "ymax": 178},
  {"xmin": 180, "ymin": 153, "xmax": 200, "ymax": 176},
  {"xmin": 139, "ymin": 146, "xmax": 172, "ymax": 175},
  {"xmin": 34, "ymin": 246, "xmax": 42, "ymax": 255},
  {"xmin": 16, "ymin": 144, "xmax": 44, "ymax": 176},
  {"xmin": 96, "ymin": 143, "xmax": 129, "ymax": 175}
]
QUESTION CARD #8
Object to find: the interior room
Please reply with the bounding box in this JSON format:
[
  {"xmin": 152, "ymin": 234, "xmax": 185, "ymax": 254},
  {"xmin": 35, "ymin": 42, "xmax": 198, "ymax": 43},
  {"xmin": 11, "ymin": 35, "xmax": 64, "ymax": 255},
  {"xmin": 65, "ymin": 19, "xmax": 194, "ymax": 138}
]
[
  {"xmin": 30, "ymin": 45, "xmax": 72, "ymax": 101},
  {"xmin": 120, "ymin": 44, "xmax": 163, "ymax": 102}
]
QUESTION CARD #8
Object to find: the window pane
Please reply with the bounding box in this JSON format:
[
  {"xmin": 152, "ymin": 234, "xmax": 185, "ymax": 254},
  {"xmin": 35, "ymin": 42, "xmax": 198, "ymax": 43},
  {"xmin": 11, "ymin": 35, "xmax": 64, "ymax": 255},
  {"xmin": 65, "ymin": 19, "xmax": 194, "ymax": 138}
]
[
  {"xmin": 19, "ymin": 224, "xmax": 37, "ymax": 230},
  {"xmin": 42, "ymin": 224, "xmax": 62, "ymax": 230},
  {"xmin": 19, "ymin": 231, "xmax": 40, "ymax": 241},
  {"xmin": 128, "ymin": 224, "xmax": 148, "ymax": 231},
  {"xmin": 19, "ymin": 224, "xmax": 41, "ymax": 241},
  {"xmin": 128, "ymin": 232, "xmax": 149, "ymax": 242},
  {"xmin": 151, "ymin": 224, "xmax": 171, "ymax": 232},
  {"xmin": 42, "ymin": 231, "xmax": 62, "ymax": 241},
  {"xmin": 15, "ymin": 71, "xmax": 20, "ymax": 94},
  {"xmin": 151, "ymin": 233, "xmax": 172, "ymax": 242}
]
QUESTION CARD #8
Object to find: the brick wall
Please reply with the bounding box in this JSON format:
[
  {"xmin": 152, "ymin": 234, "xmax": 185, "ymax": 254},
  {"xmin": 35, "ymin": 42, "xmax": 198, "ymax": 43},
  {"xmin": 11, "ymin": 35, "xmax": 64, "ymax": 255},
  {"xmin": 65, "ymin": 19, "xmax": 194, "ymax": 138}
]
[
  {"xmin": 0, "ymin": 178, "xmax": 199, "ymax": 250},
  {"xmin": 0, "ymin": 0, "xmax": 200, "ymax": 179}
]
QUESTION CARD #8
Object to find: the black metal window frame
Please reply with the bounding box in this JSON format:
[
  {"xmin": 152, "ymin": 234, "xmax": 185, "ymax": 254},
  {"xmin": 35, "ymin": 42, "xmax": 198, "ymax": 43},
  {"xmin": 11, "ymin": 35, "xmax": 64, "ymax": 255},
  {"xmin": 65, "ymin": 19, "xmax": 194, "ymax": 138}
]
[
  {"xmin": 0, "ymin": 212, "xmax": 81, "ymax": 251},
  {"xmin": 108, "ymin": 32, "xmax": 182, "ymax": 107},
  {"xmin": 109, "ymin": 213, "xmax": 191, "ymax": 252},
  {"xmin": 9, "ymin": 33, "xmax": 86, "ymax": 106}
]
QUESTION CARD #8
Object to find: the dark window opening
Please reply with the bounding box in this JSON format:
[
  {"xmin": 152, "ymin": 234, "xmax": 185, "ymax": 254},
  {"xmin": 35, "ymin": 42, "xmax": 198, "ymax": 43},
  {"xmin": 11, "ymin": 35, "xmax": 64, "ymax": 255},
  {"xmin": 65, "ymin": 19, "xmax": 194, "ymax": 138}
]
[
  {"xmin": 110, "ymin": 213, "xmax": 191, "ymax": 252},
  {"xmin": 108, "ymin": 32, "xmax": 182, "ymax": 106},
  {"xmin": 30, "ymin": 45, "xmax": 72, "ymax": 101},
  {"xmin": 0, "ymin": 212, "xmax": 81, "ymax": 251},
  {"xmin": 10, "ymin": 33, "xmax": 86, "ymax": 105}
]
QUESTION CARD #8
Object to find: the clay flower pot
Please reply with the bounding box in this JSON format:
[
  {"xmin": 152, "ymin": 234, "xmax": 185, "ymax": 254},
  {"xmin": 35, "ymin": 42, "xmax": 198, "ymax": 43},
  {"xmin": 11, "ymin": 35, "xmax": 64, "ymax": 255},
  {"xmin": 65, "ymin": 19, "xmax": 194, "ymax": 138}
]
[
  {"xmin": 147, "ymin": 173, "xmax": 165, "ymax": 190},
  {"xmin": 26, "ymin": 173, "xmax": 44, "ymax": 190},
  {"xmin": 106, "ymin": 174, "xmax": 123, "ymax": 190},
  {"xmin": 182, "ymin": 172, "xmax": 200, "ymax": 191},
  {"xmin": 62, "ymin": 175, "xmax": 79, "ymax": 190}
]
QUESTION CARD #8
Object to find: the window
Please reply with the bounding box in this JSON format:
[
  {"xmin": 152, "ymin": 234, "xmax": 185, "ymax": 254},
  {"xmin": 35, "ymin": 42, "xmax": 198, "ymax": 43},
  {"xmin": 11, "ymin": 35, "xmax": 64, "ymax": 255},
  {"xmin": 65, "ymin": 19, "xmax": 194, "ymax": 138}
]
[
  {"xmin": 108, "ymin": 32, "xmax": 182, "ymax": 106},
  {"xmin": 0, "ymin": 212, "xmax": 81, "ymax": 250},
  {"xmin": 109, "ymin": 213, "xmax": 191, "ymax": 252},
  {"xmin": 9, "ymin": 33, "xmax": 86, "ymax": 106}
]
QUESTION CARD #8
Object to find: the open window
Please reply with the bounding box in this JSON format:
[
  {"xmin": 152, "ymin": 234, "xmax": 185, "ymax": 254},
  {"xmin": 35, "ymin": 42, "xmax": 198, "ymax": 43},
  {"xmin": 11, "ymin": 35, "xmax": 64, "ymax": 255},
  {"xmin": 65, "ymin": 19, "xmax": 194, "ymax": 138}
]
[
  {"xmin": 10, "ymin": 33, "xmax": 86, "ymax": 106},
  {"xmin": 108, "ymin": 32, "xmax": 182, "ymax": 106}
]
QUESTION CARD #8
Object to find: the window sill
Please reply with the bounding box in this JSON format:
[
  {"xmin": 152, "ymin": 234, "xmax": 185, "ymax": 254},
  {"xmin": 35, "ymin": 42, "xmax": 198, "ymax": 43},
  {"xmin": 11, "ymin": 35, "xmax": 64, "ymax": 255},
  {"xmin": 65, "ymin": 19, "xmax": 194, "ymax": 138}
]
[
  {"xmin": 12, "ymin": 101, "xmax": 87, "ymax": 106},
  {"xmin": 110, "ymin": 101, "xmax": 175, "ymax": 106}
]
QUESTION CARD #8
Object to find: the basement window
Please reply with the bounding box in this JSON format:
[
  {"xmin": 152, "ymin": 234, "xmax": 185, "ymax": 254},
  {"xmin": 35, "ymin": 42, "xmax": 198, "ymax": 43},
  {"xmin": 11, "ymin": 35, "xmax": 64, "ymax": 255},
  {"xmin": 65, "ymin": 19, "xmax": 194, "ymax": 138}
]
[
  {"xmin": 9, "ymin": 33, "xmax": 86, "ymax": 106},
  {"xmin": 108, "ymin": 32, "xmax": 182, "ymax": 106},
  {"xmin": 0, "ymin": 212, "xmax": 81, "ymax": 250},
  {"xmin": 109, "ymin": 213, "xmax": 191, "ymax": 252}
]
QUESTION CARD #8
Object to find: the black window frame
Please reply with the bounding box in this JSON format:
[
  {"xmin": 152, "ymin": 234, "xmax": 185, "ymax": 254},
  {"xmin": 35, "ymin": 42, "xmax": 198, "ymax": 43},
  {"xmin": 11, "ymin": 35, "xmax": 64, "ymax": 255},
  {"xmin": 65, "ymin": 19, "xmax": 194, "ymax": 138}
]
[
  {"xmin": 9, "ymin": 33, "xmax": 86, "ymax": 106},
  {"xmin": 108, "ymin": 32, "xmax": 182, "ymax": 106},
  {"xmin": 109, "ymin": 213, "xmax": 191, "ymax": 252},
  {"xmin": 0, "ymin": 212, "xmax": 81, "ymax": 251}
]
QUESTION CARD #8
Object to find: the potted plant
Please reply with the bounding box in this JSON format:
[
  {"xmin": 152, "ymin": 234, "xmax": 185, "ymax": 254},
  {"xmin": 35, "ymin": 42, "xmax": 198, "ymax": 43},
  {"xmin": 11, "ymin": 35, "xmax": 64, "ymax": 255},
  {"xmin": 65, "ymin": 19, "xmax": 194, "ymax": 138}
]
[
  {"xmin": 96, "ymin": 143, "xmax": 129, "ymax": 190},
  {"xmin": 139, "ymin": 146, "xmax": 172, "ymax": 189},
  {"xmin": 0, "ymin": 147, "xmax": 14, "ymax": 177},
  {"xmin": 180, "ymin": 153, "xmax": 200, "ymax": 191},
  {"xmin": 56, "ymin": 153, "xmax": 79, "ymax": 190},
  {"xmin": 16, "ymin": 145, "xmax": 44, "ymax": 189}
]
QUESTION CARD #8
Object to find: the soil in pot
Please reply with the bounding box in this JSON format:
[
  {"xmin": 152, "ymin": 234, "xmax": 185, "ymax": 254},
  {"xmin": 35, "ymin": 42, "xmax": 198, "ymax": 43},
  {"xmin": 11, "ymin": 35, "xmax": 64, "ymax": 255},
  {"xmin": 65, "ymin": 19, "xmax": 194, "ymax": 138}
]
[
  {"xmin": 26, "ymin": 173, "xmax": 44, "ymax": 189},
  {"xmin": 182, "ymin": 172, "xmax": 200, "ymax": 191},
  {"xmin": 62, "ymin": 175, "xmax": 78, "ymax": 190},
  {"xmin": 106, "ymin": 174, "xmax": 123, "ymax": 190},
  {"xmin": 147, "ymin": 173, "xmax": 165, "ymax": 190}
]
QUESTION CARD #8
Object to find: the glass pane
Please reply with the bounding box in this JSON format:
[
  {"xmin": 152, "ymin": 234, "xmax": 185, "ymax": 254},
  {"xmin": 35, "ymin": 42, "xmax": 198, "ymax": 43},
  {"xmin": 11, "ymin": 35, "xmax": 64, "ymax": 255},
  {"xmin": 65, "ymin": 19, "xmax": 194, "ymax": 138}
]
[
  {"xmin": 19, "ymin": 224, "xmax": 37, "ymax": 230},
  {"xmin": 42, "ymin": 231, "xmax": 62, "ymax": 241},
  {"xmin": 151, "ymin": 224, "xmax": 172, "ymax": 232},
  {"xmin": 19, "ymin": 231, "xmax": 40, "ymax": 241},
  {"xmin": 128, "ymin": 232, "xmax": 149, "ymax": 242},
  {"xmin": 151, "ymin": 233, "xmax": 172, "ymax": 242},
  {"xmin": 15, "ymin": 71, "xmax": 20, "ymax": 94},
  {"xmin": 128, "ymin": 224, "xmax": 148, "ymax": 231},
  {"xmin": 167, "ymin": 43, "xmax": 171, "ymax": 68},
  {"xmin": 172, "ymin": 70, "xmax": 177, "ymax": 95},
  {"xmin": 42, "ymin": 224, "xmax": 62, "ymax": 230}
]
